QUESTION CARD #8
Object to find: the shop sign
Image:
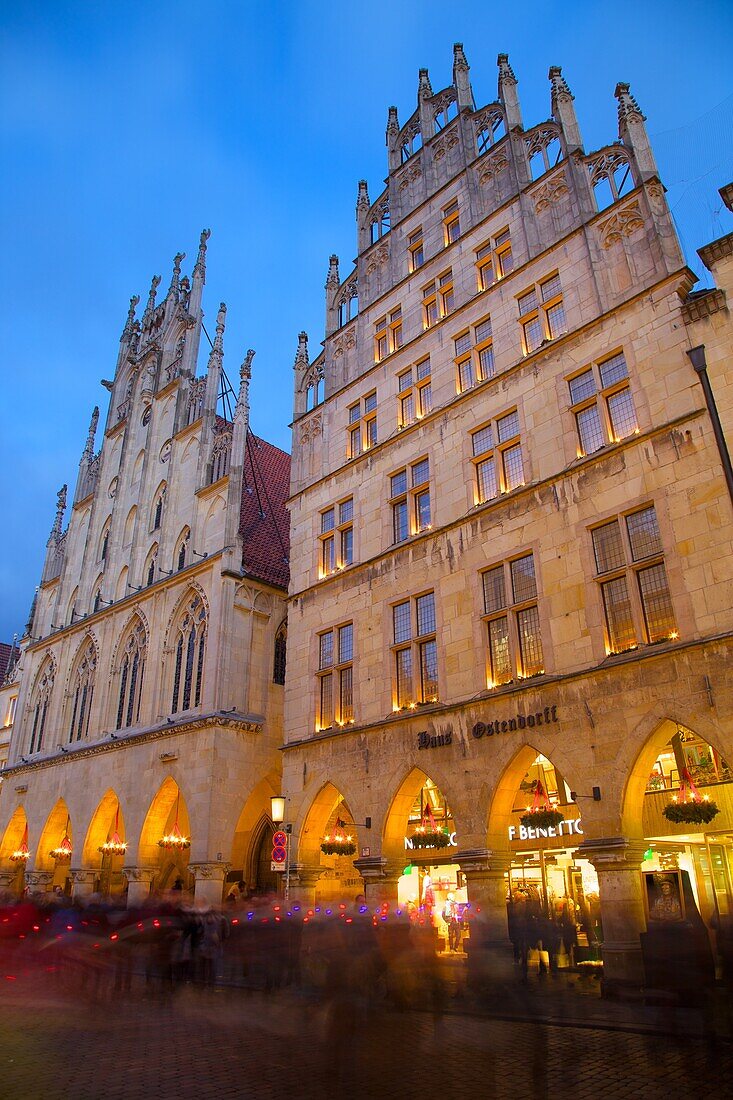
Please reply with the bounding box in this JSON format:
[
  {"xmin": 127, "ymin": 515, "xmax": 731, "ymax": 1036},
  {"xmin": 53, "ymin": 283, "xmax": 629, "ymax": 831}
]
[
  {"xmin": 404, "ymin": 832, "xmax": 458, "ymax": 850},
  {"xmin": 417, "ymin": 729, "xmax": 452, "ymax": 750},
  {"xmin": 508, "ymin": 816, "xmax": 583, "ymax": 842},
  {"xmin": 473, "ymin": 705, "xmax": 559, "ymax": 741}
]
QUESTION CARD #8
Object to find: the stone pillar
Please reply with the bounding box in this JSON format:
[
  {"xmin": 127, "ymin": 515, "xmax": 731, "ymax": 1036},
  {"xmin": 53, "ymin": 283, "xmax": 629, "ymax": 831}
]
[
  {"xmin": 123, "ymin": 866, "xmax": 156, "ymax": 907},
  {"xmin": 0, "ymin": 869, "xmax": 20, "ymax": 895},
  {"xmin": 188, "ymin": 861, "xmax": 229, "ymax": 907},
  {"xmin": 289, "ymin": 865, "xmax": 323, "ymax": 907},
  {"xmin": 25, "ymin": 870, "xmax": 54, "ymax": 895},
  {"xmin": 577, "ymin": 837, "xmax": 647, "ymax": 997},
  {"xmin": 353, "ymin": 856, "xmax": 403, "ymax": 910},
  {"xmin": 70, "ymin": 868, "xmax": 98, "ymax": 901},
  {"xmin": 455, "ymin": 849, "xmax": 513, "ymax": 986}
]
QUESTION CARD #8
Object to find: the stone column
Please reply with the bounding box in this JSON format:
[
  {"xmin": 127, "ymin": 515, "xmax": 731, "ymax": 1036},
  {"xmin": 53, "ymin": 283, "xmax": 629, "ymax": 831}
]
[
  {"xmin": 70, "ymin": 868, "xmax": 98, "ymax": 901},
  {"xmin": 289, "ymin": 865, "xmax": 323, "ymax": 907},
  {"xmin": 454, "ymin": 849, "xmax": 513, "ymax": 986},
  {"xmin": 188, "ymin": 861, "xmax": 230, "ymax": 907},
  {"xmin": 577, "ymin": 837, "xmax": 647, "ymax": 997},
  {"xmin": 25, "ymin": 870, "xmax": 54, "ymax": 895},
  {"xmin": 123, "ymin": 866, "xmax": 156, "ymax": 907},
  {"xmin": 0, "ymin": 869, "xmax": 20, "ymax": 895},
  {"xmin": 353, "ymin": 856, "xmax": 403, "ymax": 910}
]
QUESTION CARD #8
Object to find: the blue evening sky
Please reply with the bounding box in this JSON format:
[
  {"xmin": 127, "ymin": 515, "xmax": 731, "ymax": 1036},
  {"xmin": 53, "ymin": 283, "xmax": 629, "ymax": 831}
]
[{"xmin": 1, "ymin": 1, "xmax": 732, "ymax": 641}]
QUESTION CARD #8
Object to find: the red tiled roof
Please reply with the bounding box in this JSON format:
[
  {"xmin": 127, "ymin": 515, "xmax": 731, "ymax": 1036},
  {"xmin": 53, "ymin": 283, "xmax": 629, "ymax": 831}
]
[
  {"xmin": 238, "ymin": 433, "xmax": 291, "ymax": 590},
  {"xmin": 0, "ymin": 642, "xmax": 14, "ymax": 684}
]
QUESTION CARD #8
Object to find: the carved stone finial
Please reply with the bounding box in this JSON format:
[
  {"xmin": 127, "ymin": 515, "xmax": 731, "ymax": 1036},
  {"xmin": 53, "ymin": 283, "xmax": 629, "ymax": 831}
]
[
  {"xmin": 615, "ymin": 82, "xmax": 646, "ymax": 126},
  {"xmin": 235, "ymin": 350, "xmax": 254, "ymax": 419},
  {"xmin": 453, "ymin": 43, "xmax": 468, "ymax": 73},
  {"xmin": 549, "ymin": 65, "xmax": 573, "ymax": 108},
  {"xmin": 194, "ymin": 228, "xmax": 211, "ymax": 279},
  {"xmin": 418, "ymin": 68, "xmax": 433, "ymax": 100},
  {"xmin": 386, "ymin": 105, "xmax": 399, "ymax": 137},
  {"xmin": 122, "ymin": 294, "xmax": 140, "ymax": 340},
  {"xmin": 293, "ymin": 331, "xmax": 309, "ymax": 371},
  {"xmin": 326, "ymin": 254, "xmax": 340, "ymax": 290},
  {"xmin": 206, "ymin": 303, "xmax": 226, "ymax": 378},
  {"xmin": 143, "ymin": 275, "xmax": 161, "ymax": 322},
  {"xmin": 356, "ymin": 180, "xmax": 370, "ymax": 212},
  {"xmin": 168, "ymin": 251, "xmax": 186, "ymax": 298},
  {"xmin": 497, "ymin": 53, "xmax": 517, "ymax": 85},
  {"xmin": 50, "ymin": 484, "xmax": 67, "ymax": 541},
  {"xmin": 81, "ymin": 406, "xmax": 99, "ymax": 462}
]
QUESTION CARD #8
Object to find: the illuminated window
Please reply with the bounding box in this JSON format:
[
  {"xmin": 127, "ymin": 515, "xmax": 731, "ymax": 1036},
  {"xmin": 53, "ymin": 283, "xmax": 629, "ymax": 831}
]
[
  {"xmin": 592, "ymin": 504, "xmax": 677, "ymax": 655},
  {"xmin": 455, "ymin": 317, "xmax": 495, "ymax": 393},
  {"xmin": 319, "ymin": 498, "xmax": 354, "ymax": 577},
  {"xmin": 470, "ymin": 409, "xmax": 524, "ymax": 504},
  {"xmin": 443, "ymin": 200, "xmax": 461, "ymax": 245},
  {"xmin": 568, "ymin": 352, "xmax": 639, "ymax": 456},
  {"xmin": 408, "ymin": 227, "xmax": 424, "ymax": 272},
  {"xmin": 476, "ymin": 229, "xmax": 513, "ymax": 292},
  {"xmin": 347, "ymin": 392, "xmax": 378, "ymax": 458},
  {"xmin": 481, "ymin": 553, "xmax": 544, "ymax": 687},
  {"xmin": 317, "ymin": 622, "xmax": 354, "ymax": 729},
  {"xmin": 518, "ymin": 273, "xmax": 567, "ymax": 355},
  {"xmin": 392, "ymin": 592, "xmax": 438, "ymax": 708},
  {"xmin": 423, "ymin": 271, "xmax": 454, "ymax": 328},
  {"xmin": 390, "ymin": 457, "xmax": 431, "ymax": 544},
  {"xmin": 397, "ymin": 358, "xmax": 432, "ymax": 428}
]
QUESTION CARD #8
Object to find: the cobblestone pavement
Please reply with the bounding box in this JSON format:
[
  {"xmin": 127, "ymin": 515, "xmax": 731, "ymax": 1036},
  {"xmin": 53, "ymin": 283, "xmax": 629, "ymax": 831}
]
[{"xmin": 1, "ymin": 973, "xmax": 731, "ymax": 1100}]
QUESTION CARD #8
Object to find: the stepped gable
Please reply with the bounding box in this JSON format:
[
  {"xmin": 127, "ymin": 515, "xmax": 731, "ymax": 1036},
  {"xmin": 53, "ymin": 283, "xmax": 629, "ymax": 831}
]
[{"xmin": 239, "ymin": 433, "xmax": 291, "ymax": 590}]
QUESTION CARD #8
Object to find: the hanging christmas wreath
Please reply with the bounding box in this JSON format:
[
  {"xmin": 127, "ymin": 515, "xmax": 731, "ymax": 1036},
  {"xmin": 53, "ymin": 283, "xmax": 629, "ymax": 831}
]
[
  {"xmin": 410, "ymin": 826, "xmax": 450, "ymax": 849},
  {"xmin": 662, "ymin": 768, "xmax": 720, "ymax": 826},
  {"xmin": 519, "ymin": 807, "xmax": 566, "ymax": 830},
  {"xmin": 320, "ymin": 833, "xmax": 356, "ymax": 856}
]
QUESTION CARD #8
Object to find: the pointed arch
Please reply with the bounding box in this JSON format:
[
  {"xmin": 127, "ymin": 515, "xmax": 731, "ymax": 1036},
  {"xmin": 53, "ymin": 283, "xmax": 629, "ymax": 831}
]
[
  {"xmin": 273, "ymin": 619, "xmax": 287, "ymax": 685},
  {"xmin": 27, "ymin": 654, "xmax": 55, "ymax": 755},
  {"xmin": 175, "ymin": 527, "xmax": 191, "ymax": 572},
  {"xmin": 91, "ymin": 573, "xmax": 104, "ymax": 613},
  {"xmin": 167, "ymin": 587, "xmax": 207, "ymax": 715},
  {"xmin": 82, "ymin": 788, "xmax": 126, "ymax": 865},
  {"xmin": 299, "ymin": 781, "xmax": 356, "ymax": 866},
  {"xmin": 486, "ymin": 742, "xmax": 578, "ymax": 847},
  {"xmin": 115, "ymin": 566, "xmax": 129, "ymax": 601},
  {"xmin": 203, "ymin": 494, "xmax": 226, "ymax": 545},
  {"xmin": 123, "ymin": 505, "xmax": 137, "ymax": 547},
  {"xmin": 65, "ymin": 633, "xmax": 98, "ymax": 743},
  {"xmin": 66, "ymin": 585, "xmax": 79, "ymax": 625},
  {"xmin": 0, "ymin": 805, "xmax": 28, "ymax": 864},
  {"xmin": 144, "ymin": 542, "xmax": 158, "ymax": 587},
  {"xmin": 138, "ymin": 777, "xmax": 190, "ymax": 866},
  {"xmin": 35, "ymin": 798, "xmax": 72, "ymax": 874},
  {"xmin": 151, "ymin": 482, "xmax": 167, "ymax": 532},
  {"xmin": 112, "ymin": 614, "xmax": 147, "ymax": 731},
  {"xmin": 132, "ymin": 448, "xmax": 145, "ymax": 485},
  {"xmin": 98, "ymin": 515, "xmax": 112, "ymax": 563}
]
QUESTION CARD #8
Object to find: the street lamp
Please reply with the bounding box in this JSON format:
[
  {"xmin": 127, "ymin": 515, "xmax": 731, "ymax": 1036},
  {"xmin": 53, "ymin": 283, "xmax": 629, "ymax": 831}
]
[{"xmin": 270, "ymin": 794, "xmax": 291, "ymax": 901}]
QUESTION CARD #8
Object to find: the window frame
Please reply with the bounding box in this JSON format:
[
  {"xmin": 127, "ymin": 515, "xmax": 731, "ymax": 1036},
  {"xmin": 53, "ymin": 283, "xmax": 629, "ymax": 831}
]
[
  {"xmin": 347, "ymin": 392, "xmax": 378, "ymax": 459},
  {"xmin": 470, "ymin": 408, "xmax": 524, "ymax": 504},
  {"xmin": 390, "ymin": 457, "xmax": 432, "ymax": 544},
  {"xmin": 517, "ymin": 273, "xmax": 567, "ymax": 355},
  {"xmin": 480, "ymin": 552, "xmax": 544, "ymax": 688},
  {"xmin": 316, "ymin": 621, "xmax": 355, "ymax": 730},
  {"xmin": 408, "ymin": 227, "xmax": 424, "ymax": 272},
  {"xmin": 391, "ymin": 591, "xmax": 439, "ymax": 710},
  {"xmin": 397, "ymin": 359, "xmax": 432, "ymax": 429},
  {"xmin": 422, "ymin": 269, "xmax": 454, "ymax": 329},
  {"xmin": 443, "ymin": 200, "xmax": 461, "ymax": 246},
  {"xmin": 454, "ymin": 316, "xmax": 495, "ymax": 394},
  {"xmin": 568, "ymin": 351, "xmax": 639, "ymax": 458},
  {"xmin": 475, "ymin": 229, "xmax": 514, "ymax": 292},
  {"xmin": 319, "ymin": 497, "xmax": 354, "ymax": 577}
]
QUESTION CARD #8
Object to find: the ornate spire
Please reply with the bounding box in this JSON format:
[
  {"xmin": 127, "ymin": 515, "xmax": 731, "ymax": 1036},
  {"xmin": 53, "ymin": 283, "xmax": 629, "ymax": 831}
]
[
  {"xmin": 293, "ymin": 331, "xmax": 309, "ymax": 371},
  {"xmin": 207, "ymin": 303, "xmax": 227, "ymax": 371},
  {"xmin": 549, "ymin": 65, "xmax": 573, "ymax": 109},
  {"xmin": 326, "ymin": 254, "xmax": 340, "ymax": 290},
  {"xmin": 167, "ymin": 251, "xmax": 186, "ymax": 299},
  {"xmin": 235, "ymin": 349, "xmax": 255, "ymax": 419},
  {"xmin": 615, "ymin": 82, "xmax": 646, "ymax": 126},
  {"xmin": 452, "ymin": 42, "xmax": 473, "ymax": 111},
  {"xmin": 418, "ymin": 68, "xmax": 433, "ymax": 100},
  {"xmin": 121, "ymin": 295, "xmax": 139, "ymax": 341},
  {"xmin": 497, "ymin": 53, "xmax": 517, "ymax": 86},
  {"xmin": 142, "ymin": 275, "xmax": 161, "ymax": 324},
  {"xmin": 49, "ymin": 485, "xmax": 67, "ymax": 543},
  {"xmin": 386, "ymin": 105, "xmax": 399, "ymax": 138},
  {"xmin": 193, "ymin": 228, "xmax": 211, "ymax": 281},
  {"xmin": 453, "ymin": 42, "xmax": 468, "ymax": 73},
  {"xmin": 81, "ymin": 406, "xmax": 99, "ymax": 463},
  {"xmin": 356, "ymin": 180, "xmax": 370, "ymax": 214}
]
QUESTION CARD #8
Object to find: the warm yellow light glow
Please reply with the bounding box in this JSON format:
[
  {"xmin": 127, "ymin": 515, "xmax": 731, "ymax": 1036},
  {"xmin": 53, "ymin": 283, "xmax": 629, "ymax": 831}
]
[
  {"xmin": 669, "ymin": 631, "xmax": 679, "ymax": 640},
  {"xmin": 270, "ymin": 795, "xmax": 286, "ymax": 824}
]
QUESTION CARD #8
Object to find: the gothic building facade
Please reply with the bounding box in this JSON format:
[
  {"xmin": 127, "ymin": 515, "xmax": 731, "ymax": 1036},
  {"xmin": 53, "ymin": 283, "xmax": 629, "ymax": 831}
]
[
  {"xmin": 283, "ymin": 46, "xmax": 733, "ymax": 993},
  {"xmin": 0, "ymin": 233, "xmax": 290, "ymax": 906}
]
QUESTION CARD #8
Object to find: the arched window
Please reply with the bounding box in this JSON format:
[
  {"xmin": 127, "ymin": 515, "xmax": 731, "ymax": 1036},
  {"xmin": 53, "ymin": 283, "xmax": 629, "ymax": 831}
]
[
  {"xmin": 115, "ymin": 619, "xmax": 147, "ymax": 730},
  {"xmin": 273, "ymin": 622, "xmax": 287, "ymax": 685},
  {"xmin": 176, "ymin": 530, "xmax": 190, "ymax": 572},
  {"xmin": 145, "ymin": 544, "xmax": 158, "ymax": 587},
  {"xmin": 152, "ymin": 486, "xmax": 166, "ymax": 531},
  {"xmin": 29, "ymin": 661, "xmax": 54, "ymax": 754},
  {"xmin": 67, "ymin": 639, "xmax": 96, "ymax": 743},
  {"xmin": 171, "ymin": 593, "xmax": 207, "ymax": 714},
  {"xmin": 100, "ymin": 520, "xmax": 111, "ymax": 562},
  {"xmin": 93, "ymin": 588, "xmax": 102, "ymax": 613}
]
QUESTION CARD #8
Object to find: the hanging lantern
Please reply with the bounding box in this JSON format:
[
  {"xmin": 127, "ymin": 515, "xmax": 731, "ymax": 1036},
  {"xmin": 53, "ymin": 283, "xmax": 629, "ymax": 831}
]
[
  {"xmin": 320, "ymin": 831, "xmax": 356, "ymax": 856},
  {"xmin": 50, "ymin": 818, "xmax": 73, "ymax": 862},
  {"xmin": 99, "ymin": 805, "xmax": 127, "ymax": 855},
  {"xmin": 519, "ymin": 779, "xmax": 565, "ymax": 830},
  {"xmin": 662, "ymin": 768, "xmax": 719, "ymax": 825},
  {"xmin": 10, "ymin": 825, "xmax": 30, "ymax": 863},
  {"xmin": 158, "ymin": 792, "xmax": 190, "ymax": 850}
]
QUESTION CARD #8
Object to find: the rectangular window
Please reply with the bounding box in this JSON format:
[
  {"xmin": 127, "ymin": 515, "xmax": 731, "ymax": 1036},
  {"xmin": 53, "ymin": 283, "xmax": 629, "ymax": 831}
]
[
  {"xmin": 481, "ymin": 552, "xmax": 544, "ymax": 687},
  {"xmin": 319, "ymin": 498, "xmax": 354, "ymax": 576},
  {"xmin": 518, "ymin": 273, "xmax": 567, "ymax": 355},
  {"xmin": 347, "ymin": 393, "xmax": 378, "ymax": 458},
  {"xmin": 476, "ymin": 229, "xmax": 513, "ymax": 291},
  {"xmin": 316, "ymin": 622, "xmax": 354, "ymax": 729},
  {"xmin": 455, "ymin": 316, "xmax": 494, "ymax": 394},
  {"xmin": 408, "ymin": 228, "xmax": 424, "ymax": 272},
  {"xmin": 423, "ymin": 270, "xmax": 454, "ymax": 328},
  {"xmin": 470, "ymin": 409, "xmax": 524, "ymax": 503},
  {"xmin": 443, "ymin": 200, "xmax": 460, "ymax": 245},
  {"xmin": 591, "ymin": 504, "xmax": 677, "ymax": 654},
  {"xmin": 374, "ymin": 317, "xmax": 388, "ymax": 362},
  {"xmin": 390, "ymin": 457, "xmax": 432, "ymax": 542},
  {"xmin": 569, "ymin": 352, "xmax": 638, "ymax": 457},
  {"xmin": 397, "ymin": 359, "xmax": 432, "ymax": 428},
  {"xmin": 392, "ymin": 591, "xmax": 438, "ymax": 708}
]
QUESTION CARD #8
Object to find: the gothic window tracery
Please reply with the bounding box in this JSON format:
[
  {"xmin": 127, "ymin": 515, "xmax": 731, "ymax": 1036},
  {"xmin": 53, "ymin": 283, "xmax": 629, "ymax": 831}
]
[
  {"xmin": 433, "ymin": 94, "xmax": 457, "ymax": 134},
  {"xmin": 337, "ymin": 284, "xmax": 359, "ymax": 328},
  {"xmin": 67, "ymin": 639, "xmax": 97, "ymax": 743},
  {"xmin": 526, "ymin": 126, "xmax": 564, "ymax": 181},
  {"xmin": 171, "ymin": 593, "xmax": 207, "ymax": 715},
  {"xmin": 588, "ymin": 151, "xmax": 634, "ymax": 211},
  {"xmin": 99, "ymin": 518, "xmax": 111, "ymax": 562},
  {"xmin": 304, "ymin": 366, "xmax": 325, "ymax": 412},
  {"xmin": 370, "ymin": 202, "xmax": 390, "ymax": 245},
  {"xmin": 152, "ymin": 486, "xmax": 167, "ymax": 531},
  {"xmin": 176, "ymin": 529, "xmax": 190, "ymax": 572},
  {"xmin": 29, "ymin": 661, "xmax": 54, "ymax": 754},
  {"xmin": 115, "ymin": 619, "xmax": 147, "ymax": 730},
  {"xmin": 400, "ymin": 119, "xmax": 423, "ymax": 163},
  {"xmin": 475, "ymin": 109, "xmax": 506, "ymax": 155},
  {"xmin": 273, "ymin": 622, "xmax": 287, "ymax": 685},
  {"xmin": 210, "ymin": 429, "xmax": 232, "ymax": 483}
]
